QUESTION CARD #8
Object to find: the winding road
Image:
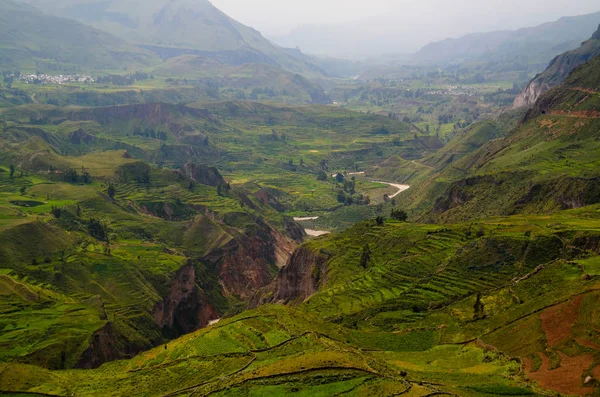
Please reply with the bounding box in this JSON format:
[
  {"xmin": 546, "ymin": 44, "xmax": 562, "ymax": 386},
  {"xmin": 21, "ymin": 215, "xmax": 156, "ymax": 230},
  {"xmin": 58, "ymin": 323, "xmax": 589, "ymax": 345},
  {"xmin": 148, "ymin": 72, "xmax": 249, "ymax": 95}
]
[{"xmin": 294, "ymin": 181, "xmax": 410, "ymax": 237}]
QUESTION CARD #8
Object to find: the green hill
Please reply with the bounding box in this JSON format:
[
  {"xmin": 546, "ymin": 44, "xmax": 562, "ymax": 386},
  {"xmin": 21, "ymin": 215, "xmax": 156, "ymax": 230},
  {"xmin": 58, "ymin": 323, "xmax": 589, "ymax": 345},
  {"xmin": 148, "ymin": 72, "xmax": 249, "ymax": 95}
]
[{"xmin": 0, "ymin": 0, "xmax": 160, "ymax": 72}]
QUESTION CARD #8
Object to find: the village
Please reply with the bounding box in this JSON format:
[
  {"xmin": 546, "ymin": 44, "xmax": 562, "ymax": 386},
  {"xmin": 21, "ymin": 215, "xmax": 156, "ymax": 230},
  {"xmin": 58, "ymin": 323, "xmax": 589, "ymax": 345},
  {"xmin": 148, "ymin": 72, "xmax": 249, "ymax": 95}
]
[{"xmin": 14, "ymin": 73, "xmax": 95, "ymax": 85}]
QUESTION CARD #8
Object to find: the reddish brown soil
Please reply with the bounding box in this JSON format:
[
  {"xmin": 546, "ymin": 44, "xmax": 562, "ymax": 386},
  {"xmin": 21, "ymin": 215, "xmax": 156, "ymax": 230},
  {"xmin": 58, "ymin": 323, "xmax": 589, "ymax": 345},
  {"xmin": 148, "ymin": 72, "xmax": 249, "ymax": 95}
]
[
  {"xmin": 539, "ymin": 295, "xmax": 583, "ymax": 347},
  {"xmin": 576, "ymin": 338, "xmax": 600, "ymax": 351},
  {"xmin": 526, "ymin": 352, "xmax": 595, "ymax": 396}
]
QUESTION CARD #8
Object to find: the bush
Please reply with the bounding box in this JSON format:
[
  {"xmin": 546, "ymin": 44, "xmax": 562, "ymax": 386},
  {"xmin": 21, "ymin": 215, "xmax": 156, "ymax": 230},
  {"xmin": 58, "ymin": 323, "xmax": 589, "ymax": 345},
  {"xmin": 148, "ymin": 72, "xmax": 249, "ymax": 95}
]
[{"xmin": 390, "ymin": 209, "xmax": 408, "ymax": 221}]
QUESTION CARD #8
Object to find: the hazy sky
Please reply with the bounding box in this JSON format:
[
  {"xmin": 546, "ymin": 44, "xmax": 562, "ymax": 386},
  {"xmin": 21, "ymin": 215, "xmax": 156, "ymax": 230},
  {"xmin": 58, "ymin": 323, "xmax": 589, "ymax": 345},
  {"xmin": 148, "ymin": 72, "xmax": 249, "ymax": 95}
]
[{"xmin": 211, "ymin": 0, "xmax": 600, "ymax": 36}]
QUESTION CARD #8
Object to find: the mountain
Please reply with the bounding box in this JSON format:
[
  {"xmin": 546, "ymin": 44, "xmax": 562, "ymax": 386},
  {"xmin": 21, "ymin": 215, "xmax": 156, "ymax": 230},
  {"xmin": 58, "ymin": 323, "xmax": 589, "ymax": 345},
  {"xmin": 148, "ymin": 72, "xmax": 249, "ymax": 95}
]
[
  {"xmin": 413, "ymin": 12, "xmax": 600, "ymax": 65},
  {"xmin": 0, "ymin": 0, "xmax": 160, "ymax": 71},
  {"xmin": 22, "ymin": 0, "xmax": 326, "ymax": 77},
  {"xmin": 513, "ymin": 24, "xmax": 600, "ymax": 107}
]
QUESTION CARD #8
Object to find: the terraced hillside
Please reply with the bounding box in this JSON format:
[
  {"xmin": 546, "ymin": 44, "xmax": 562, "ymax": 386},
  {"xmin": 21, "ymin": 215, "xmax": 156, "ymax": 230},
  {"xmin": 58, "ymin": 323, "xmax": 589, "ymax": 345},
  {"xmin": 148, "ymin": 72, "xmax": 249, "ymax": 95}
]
[
  {"xmin": 0, "ymin": 101, "xmax": 433, "ymax": 214},
  {"xmin": 0, "ymin": 154, "xmax": 304, "ymax": 370},
  {"xmin": 4, "ymin": 208, "xmax": 600, "ymax": 396}
]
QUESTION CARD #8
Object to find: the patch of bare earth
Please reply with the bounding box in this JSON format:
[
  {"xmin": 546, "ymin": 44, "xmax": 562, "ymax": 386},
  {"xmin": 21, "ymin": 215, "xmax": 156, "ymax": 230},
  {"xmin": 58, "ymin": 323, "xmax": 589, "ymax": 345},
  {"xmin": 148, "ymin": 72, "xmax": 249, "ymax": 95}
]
[
  {"xmin": 539, "ymin": 295, "xmax": 583, "ymax": 347},
  {"xmin": 525, "ymin": 352, "xmax": 595, "ymax": 396}
]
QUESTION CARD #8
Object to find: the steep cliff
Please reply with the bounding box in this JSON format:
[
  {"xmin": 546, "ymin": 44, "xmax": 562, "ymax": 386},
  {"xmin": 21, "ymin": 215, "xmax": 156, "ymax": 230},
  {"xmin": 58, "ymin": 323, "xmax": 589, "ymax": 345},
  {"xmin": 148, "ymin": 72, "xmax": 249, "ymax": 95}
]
[
  {"xmin": 202, "ymin": 218, "xmax": 299, "ymax": 300},
  {"xmin": 177, "ymin": 163, "xmax": 226, "ymax": 187},
  {"xmin": 153, "ymin": 263, "xmax": 219, "ymax": 337},
  {"xmin": 514, "ymin": 24, "xmax": 600, "ymax": 107},
  {"xmin": 251, "ymin": 245, "xmax": 329, "ymax": 307}
]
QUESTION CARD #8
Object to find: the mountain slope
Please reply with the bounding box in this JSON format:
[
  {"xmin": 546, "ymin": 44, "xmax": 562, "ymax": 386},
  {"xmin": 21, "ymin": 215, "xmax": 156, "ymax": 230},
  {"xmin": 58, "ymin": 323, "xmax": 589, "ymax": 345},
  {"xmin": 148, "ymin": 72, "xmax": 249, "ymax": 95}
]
[
  {"xmin": 514, "ymin": 24, "xmax": 600, "ymax": 107},
  {"xmin": 23, "ymin": 0, "xmax": 326, "ymax": 77},
  {"xmin": 0, "ymin": 0, "xmax": 160, "ymax": 71},
  {"xmin": 414, "ymin": 12, "xmax": 600, "ymax": 66},
  {"xmin": 402, "ymin": 54, "xmax": 600, "ymax": 224}
]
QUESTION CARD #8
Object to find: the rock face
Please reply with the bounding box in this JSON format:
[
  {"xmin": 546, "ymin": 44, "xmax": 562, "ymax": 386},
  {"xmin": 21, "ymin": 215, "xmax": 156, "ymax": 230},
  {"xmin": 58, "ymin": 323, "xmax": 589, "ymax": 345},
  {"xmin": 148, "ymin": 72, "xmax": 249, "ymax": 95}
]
[
  {"xmin": 202, "ymin": 218, "xmax": 299, "ymax": 300},
  {"xmin": 152, "ymin": 263, "xmax": 219, "ymax": 336},
  {"xmin": 514, "ymin": 25, "xmax": 600, "ymax": 108},
  {"xmin": 178, "ymin": 163, "xmax": 226, "ymax": 187},
  {"xmin": 76, "ymin": 322, "xmax": 151, "ymax": 370},
  {"xmin": 513, "ymin": 80, "xmax": 552, "ymax": 108},
  {"xmin": 250, "ymin": 246, "xmax": 329, "ymax": 307}
]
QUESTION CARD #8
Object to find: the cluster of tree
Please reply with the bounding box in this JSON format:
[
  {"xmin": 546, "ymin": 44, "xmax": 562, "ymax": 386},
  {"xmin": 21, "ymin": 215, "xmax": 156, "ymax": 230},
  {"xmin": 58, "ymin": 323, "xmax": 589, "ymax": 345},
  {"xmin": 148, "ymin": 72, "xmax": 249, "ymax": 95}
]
[
  {"xmin": 390, "ymin": 209, "xmax": 408, "ymax": 221},
  {"xmin": 87, "ymin": 218, "xmax": 107, "ymax": 241},
  {"xmin": 216, "ymin": 183, "xmax": 231, "ymax": 196},
  {"xmin": 115, "ymin": 162, "xmax": 151, "ymax": 184},
  {"xmin": 372, "ymin": 125, "xmax": 390, "ymax": 135},
  {"xmin": 96, "ymin": 71, "xmax": 153, "ymax": 86},
  {"xmin": 133, "ymin": 127, "xmax": 168, "ymax": 140},
  {"xmin": 53, "ymin": 167, "xmax": 92, "ymax": 184},
  {"xmin": 249, "ymin": 87, "xmax": 281, "ymax": 99}
]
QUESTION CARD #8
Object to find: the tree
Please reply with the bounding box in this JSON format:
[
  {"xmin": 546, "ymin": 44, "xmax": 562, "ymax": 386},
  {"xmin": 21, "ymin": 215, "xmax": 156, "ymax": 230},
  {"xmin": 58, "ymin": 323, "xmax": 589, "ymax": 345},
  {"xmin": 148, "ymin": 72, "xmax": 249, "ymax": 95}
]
[
  {"xmin": 390, "ymin": 209, "xmax": 408, "ymax": 222},
  {"xmin": 473, "ymin": 293, "xmax": 485, "ymax": 320},
  {"xmin": 376, "ymin": 216, "xmax": 385, "ymax": 226},
  {"xmin": 383, "ymin": 194, "xmax": 390, "ymax": 203},
  {"xmin": 20, "ymin": 186, "xmax": 26, "ymax": 195},
  {"xmin": 107, "ymin": 184, "xmax": 116, "ymax": 199},
  {"xmin": 335, "ymin": 173, "xmax": 345, "ymax": 183},
  {"xmin": 299, "ymin": 158, "xmax": 304, "ymax": 167},
  {"xmin": 87, "ymin": 218, "xmax": 107, "ymax": 241},
  {"xmin": 360, "ymin": 244, "xmax": 371, "ymax": 269},
  {"xmin": 51, "ymin": 206, "xmax": 63, "ymax": 218},
  {"xmin": 317, "ymin": 171, "xmax": 327, "ymax": 181},
  {"xmin": 9, "ymin": 164, "xmax": 15, "ymax": 178}
]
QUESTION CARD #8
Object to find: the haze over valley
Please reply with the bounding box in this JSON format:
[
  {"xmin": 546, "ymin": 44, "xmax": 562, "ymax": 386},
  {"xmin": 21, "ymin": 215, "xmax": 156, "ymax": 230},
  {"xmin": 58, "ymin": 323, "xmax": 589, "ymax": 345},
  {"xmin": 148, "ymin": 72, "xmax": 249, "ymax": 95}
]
[{"xmin": 1, "ymin": 1, "xmax": 600, "ymax": 396}]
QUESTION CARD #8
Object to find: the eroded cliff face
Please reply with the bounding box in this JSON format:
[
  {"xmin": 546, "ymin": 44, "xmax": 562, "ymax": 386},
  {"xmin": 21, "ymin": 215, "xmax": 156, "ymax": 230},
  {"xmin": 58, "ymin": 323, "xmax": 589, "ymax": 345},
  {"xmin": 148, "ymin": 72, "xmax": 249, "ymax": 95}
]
[
  {"xmin": 178, "ymin": 162, "xmax": 226, "ymax": 187},
  {"xmin": 202, "ymin": 219, "xmax": 299, "ymax": 300},
  {"xmin": 514, "ymin": 25, "xmax": 600, "ymax": 108},
  {"xmin": 513, "ymin": 79, "xmax": 551, "ymax": 108},
  {"xmin": 152, "ymin": 263, "xmax": 219, "ymax": 336},
  {"xmin": 76, "ymin": 322, "xmax": 151, "ymax": 370},
  {"xmin": 250, "ymin": 246, "xmax": 329, "ymax": 307}
]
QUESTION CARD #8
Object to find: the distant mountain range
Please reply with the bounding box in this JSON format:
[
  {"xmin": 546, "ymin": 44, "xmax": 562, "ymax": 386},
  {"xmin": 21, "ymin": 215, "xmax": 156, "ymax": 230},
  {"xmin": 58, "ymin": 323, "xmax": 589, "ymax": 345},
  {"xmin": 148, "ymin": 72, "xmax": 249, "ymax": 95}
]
[
  {"xmin": 413, "ymin": 12, "xmax": 600, "ymax": 66},
  {"xmin": 20, "ymin": 0, "xmax": 326, "ymax": 77},
  {"xmin": 0, "ymin": 0, "xmax": 160, "ymax": 71}
]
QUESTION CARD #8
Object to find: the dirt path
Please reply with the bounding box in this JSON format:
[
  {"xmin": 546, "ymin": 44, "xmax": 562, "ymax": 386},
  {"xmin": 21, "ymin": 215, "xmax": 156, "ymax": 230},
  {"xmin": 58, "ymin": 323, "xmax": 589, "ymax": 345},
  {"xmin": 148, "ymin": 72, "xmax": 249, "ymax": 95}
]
[
  {"xmin": 371, "ymin": 181, "xmax": 410, "ymax": 198},
  {"xmin": 305, "ymin": 229, "xmax": 330, "ymax": 237}
]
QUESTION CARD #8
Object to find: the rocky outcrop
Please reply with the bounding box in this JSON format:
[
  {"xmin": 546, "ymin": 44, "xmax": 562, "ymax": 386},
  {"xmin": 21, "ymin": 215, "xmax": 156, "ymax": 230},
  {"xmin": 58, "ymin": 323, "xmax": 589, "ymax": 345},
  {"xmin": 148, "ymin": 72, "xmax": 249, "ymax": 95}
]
[
  {"xmin": 75, "ymin": 322, "xmax": 146, "ymax": 369},
  {"xmin": 202, "ymin": 218, "xmax": 299, "ymax": 300},
  {"xmin": 250, "ymin": 246, "xmax": 329, "ymax": 307},
  {"xmin": 514, "ymin": 25, "xmax": 600, "ymax": 108},
  {"xmin": 593, "ymin": 24, "xmax": 600, "ymax": 40},
  {"xmin": 178, "ymin": 162, "xmax": 226, "ymax": 187},
  {"xmin": 152, "ymin": 263, "xmax": 219, "ymax": 337},
  {"xmin": 68, "ymin": 128, "xmax": 96, "ymax": 145},
  {"xmin": 513, "ymin": 80, "xmax": 552, "ymax": 108}
]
